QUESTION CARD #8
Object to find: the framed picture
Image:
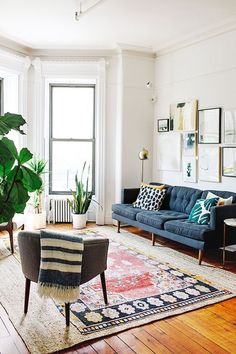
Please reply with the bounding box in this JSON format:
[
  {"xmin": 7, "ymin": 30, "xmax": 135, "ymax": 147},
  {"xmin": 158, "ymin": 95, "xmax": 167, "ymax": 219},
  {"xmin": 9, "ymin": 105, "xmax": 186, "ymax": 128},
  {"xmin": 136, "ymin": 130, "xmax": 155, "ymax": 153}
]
[
  {"xmin": 198, "ymin": 145, "xmax": 221, "ymax": 182},
  {"xmin": 222, "ymin": 147, "xmax": 236, "ymax": 177},
  {"xmin": 170, "ymin": 100, "xmax": 197, "ymax": 131},
  {"xmin": 183, "ymin": 156, "xmax": 197, "ymax": 183},
  {"xmin": 157, "ymin": 133, "xmax": 181, "ymax": 171},
  {"xmin": 198, "ymin": 108, "xmax": 221, "ymax": 144},
  {"xmin": 224, "ymin": 110, "xmax": 236, "ymax": 144},
  {"xmin": 158, "ymin": 119, "xmax": 169, "ymax": 132},
  {"xmin": 182, "ymin": 132, "xmax": 196, "ymax": 156}
]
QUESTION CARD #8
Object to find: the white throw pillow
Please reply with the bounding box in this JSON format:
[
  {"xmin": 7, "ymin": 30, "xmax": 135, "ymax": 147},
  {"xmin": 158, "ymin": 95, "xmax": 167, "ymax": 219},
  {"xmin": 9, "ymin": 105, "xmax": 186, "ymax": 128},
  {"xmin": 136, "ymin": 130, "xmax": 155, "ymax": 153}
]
[{"xmin": 206, "ymin": 191, "xmax": 233, "ymax": 206}]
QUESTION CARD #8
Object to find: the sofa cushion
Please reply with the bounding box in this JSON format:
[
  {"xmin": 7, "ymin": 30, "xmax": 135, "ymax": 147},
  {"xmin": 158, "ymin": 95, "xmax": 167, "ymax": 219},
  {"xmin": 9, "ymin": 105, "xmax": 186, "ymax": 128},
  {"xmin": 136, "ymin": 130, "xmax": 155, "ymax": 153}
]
[
  {"xmin": 164, "ymin": 219, "xmax": 214, "ymax": 241},
  {"xmin": 188, "ymin": 197, "xmax": 219, "ymax": 225},
  {"xmin": 112, "ymin": 204, "xmax": 141, "ymax": 220},
  {"xmin": 133, "ymin": 185, "xmax": 166, "ymax": 211},
  {"xmin": 136, "ymin": 210, "xmax": 188, "ymax": 229},
  {"xmin": 168, "ymin": 186, "xmax": 203, "ymax": 214},
  {"xmin": 202, "ymin": 189, "xmax": 236, "ymax": 203}
]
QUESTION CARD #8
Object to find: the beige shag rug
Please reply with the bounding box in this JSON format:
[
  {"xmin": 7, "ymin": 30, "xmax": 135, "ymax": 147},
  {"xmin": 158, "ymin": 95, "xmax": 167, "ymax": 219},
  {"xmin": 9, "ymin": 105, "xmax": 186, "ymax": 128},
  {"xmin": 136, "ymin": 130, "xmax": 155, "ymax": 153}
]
[{"xmin": 0, "ymin": 226, "xmax": 235, "ymax": 354}]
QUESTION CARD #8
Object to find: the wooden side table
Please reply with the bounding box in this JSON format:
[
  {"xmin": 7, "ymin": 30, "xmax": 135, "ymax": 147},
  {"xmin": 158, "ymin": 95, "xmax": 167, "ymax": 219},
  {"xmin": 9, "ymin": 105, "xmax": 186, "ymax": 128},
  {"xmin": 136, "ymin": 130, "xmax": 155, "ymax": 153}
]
[{"xmin": 223, "ymin": 218, "xmax": 236, "ymax": 268}]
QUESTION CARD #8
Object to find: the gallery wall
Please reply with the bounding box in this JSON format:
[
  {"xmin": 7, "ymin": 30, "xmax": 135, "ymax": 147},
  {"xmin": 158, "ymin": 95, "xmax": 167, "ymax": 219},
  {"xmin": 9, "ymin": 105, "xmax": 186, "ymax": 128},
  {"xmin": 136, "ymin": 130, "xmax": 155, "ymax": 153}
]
[{"xmin": 153, "ymin": 29, "xmax": 236, "ymax": 192}]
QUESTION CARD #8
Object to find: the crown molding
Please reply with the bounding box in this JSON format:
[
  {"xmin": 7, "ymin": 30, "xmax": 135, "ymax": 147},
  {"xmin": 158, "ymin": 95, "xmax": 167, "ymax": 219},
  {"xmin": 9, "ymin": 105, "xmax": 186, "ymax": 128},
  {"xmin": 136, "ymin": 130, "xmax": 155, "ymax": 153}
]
[
  {"xmin": 155, "ymin": 15, "xmax": 236, "ymax": 57},
  {"xmin": 0, "ymin": 35, "xmax": 30, "ymax": 56}
]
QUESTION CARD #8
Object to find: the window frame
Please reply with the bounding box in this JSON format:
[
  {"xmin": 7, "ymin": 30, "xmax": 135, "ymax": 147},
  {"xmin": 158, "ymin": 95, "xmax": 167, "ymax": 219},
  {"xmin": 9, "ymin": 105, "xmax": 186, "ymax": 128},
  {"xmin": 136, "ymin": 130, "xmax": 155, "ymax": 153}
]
[{"xmin": 49, "ymin": 83, "xmax": 96, "ymax": 195}]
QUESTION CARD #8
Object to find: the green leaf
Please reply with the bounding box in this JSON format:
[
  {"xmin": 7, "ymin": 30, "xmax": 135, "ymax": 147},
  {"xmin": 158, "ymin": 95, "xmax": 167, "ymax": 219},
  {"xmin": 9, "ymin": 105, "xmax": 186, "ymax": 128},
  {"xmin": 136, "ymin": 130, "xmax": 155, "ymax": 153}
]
[
  {"xmin": 0, "ymin": 112, "xmax": 26, "ymax": 136},
  {"xmin": 21, "ymin": 166, "xmax": 42, "ymax": 192},
  {"xmin": 0, "ymin": 138, "xmax": 17, "ymax": 177},
  {"xmin": 19, "ymin": 148, "xmax": 33, "ymax": 164}
]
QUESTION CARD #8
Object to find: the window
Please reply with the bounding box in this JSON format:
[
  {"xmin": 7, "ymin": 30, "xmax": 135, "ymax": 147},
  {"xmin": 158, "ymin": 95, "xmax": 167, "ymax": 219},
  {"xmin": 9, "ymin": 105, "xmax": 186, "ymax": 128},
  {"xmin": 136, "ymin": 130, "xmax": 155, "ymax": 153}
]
[{"xmin": 49, "ymin": 84, "xmax": 95, "ymax": 194}]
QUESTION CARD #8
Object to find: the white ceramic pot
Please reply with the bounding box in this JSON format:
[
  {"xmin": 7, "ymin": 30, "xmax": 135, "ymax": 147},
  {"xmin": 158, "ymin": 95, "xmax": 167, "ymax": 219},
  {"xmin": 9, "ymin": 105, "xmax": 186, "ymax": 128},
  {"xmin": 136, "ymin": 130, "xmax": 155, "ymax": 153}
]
[
  {"xmin": 72, "ymin": 213, "xmax": 87, "ymax": 229},
  {"xmin": 24, "ymin": 211, "xmax": 47, "ymax": 230}
]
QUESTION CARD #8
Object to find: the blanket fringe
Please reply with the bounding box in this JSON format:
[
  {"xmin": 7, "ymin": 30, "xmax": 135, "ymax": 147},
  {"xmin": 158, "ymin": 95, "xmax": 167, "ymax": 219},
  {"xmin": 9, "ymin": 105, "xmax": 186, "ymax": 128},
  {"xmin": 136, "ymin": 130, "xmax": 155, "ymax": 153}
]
[{"xmin": 37, "ymin": 283, "xmax": 80, "ymax": 303}]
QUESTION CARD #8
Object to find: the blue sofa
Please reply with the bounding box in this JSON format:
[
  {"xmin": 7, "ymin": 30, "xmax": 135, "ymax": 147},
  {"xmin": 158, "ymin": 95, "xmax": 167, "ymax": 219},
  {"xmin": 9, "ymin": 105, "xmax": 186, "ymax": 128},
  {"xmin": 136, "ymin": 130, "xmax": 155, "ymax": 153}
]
[{"xmin": 112, "ymin": 184, "xmax": 236, "ymax": 264}]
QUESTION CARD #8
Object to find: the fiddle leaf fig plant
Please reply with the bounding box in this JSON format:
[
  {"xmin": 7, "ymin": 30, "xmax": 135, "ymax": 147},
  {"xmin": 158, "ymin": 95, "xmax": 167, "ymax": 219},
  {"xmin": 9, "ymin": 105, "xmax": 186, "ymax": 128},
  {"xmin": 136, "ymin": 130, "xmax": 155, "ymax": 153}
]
[{"xmin": 0, "ymin": 112, "xmax": 42, "ymax": 223}]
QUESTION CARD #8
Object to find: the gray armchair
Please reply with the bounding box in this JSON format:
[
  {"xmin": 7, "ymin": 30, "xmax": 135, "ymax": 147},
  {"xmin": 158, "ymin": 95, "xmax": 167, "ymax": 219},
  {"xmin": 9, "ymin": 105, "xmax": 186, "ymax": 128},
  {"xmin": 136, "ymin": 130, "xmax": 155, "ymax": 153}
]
[{"xmin": 18, "ymin": 231, "xmax": 109, "ymax": 326}]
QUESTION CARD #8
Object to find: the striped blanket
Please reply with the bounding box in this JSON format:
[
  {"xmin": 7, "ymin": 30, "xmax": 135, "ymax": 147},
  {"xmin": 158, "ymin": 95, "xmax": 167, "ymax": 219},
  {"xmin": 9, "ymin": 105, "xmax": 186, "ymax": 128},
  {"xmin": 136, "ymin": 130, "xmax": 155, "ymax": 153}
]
[{"xmin": 37, "ymin": 230, "xmax": 84, "ymax": 303}]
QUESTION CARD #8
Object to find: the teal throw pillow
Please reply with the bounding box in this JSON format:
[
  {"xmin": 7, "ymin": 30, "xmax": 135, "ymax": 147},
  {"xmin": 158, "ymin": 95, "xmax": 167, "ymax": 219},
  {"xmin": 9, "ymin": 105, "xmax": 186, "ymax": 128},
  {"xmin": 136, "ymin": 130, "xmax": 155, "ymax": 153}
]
[{"xmin": 188, "ymin": 197, "xmax": 219, "ymax": 225}]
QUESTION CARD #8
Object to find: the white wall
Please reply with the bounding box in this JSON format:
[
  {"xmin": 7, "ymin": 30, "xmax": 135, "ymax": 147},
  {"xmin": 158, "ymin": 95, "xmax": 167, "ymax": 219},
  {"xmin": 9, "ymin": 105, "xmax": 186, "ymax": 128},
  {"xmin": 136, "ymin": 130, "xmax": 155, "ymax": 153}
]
[{"xmin": 153, "ymin": 29, "xmax": 236, "ymax": 193}]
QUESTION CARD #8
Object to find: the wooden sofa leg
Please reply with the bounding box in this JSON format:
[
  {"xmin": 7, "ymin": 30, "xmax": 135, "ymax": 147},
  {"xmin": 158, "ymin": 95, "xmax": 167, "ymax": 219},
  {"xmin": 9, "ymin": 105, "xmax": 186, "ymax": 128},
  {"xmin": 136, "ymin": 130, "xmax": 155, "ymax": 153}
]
[
  {"xmin": 198, "ymin": 250, "xmax": 204, "ymax": 265},
  {"xmin": 24, "ymin": 278, "xmax": 31, "ymax": 314},
  {"xmin": 65, "ymin": 302, "xmax": 70, "ymax": 326},
  {"xmin": 100, "ymin": 272, "xmax": 108, "ymax": 305},
  {"xmin": 152, "ymin": 233, "xmax": 155, "ymax": 246},
  {"xmin": 117, "ymin": 221, "xmax": 121, "ymax": 233}
]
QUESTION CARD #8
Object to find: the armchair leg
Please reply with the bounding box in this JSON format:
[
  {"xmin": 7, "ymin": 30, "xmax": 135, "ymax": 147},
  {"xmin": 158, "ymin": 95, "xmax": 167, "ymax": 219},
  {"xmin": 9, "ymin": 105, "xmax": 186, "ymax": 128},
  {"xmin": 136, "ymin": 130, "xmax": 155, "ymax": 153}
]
[
  {"xmin": 100, "ymin": 272, "xmax": 108, "ymax": 305},
  {"xmin": 117, "ymin": 221, "xmax": 121, "ymax": 233},
  {"xmin": 65, "ymin": 302, "xmax": 70, "ymax": 326},
  {"xmin": 24, "ymin": 278, "xmax": 31, "ymax": 314},
  {"xmin": 152, "ymin": 233, "xmax": 155, "ymax": 246},
  {"xmin": 7, "ymin": 221, "xmax": 14, "ymax": 254},
  {"xmin": 198, "ymin": 250, "xmax": 204, "ymax": 265}
]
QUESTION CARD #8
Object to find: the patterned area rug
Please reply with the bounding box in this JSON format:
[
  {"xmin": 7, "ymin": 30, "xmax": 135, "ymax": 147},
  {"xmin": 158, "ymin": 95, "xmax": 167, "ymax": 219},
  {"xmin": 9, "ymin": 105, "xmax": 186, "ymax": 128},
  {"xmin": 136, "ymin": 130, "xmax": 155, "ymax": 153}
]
[{"xmin": 0, "ymin": 226, "xmax": 235, "ymax": 354}]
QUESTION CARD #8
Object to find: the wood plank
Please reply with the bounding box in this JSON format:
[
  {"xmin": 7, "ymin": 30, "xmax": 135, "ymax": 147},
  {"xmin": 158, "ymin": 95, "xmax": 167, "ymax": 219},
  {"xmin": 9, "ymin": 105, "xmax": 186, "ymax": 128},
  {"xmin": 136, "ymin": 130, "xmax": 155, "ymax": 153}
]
[
  {"xmin": 0, "ymin": 337, "xmax": 20, "ymax": 354},
  {"xmin": 142, "ymin": 323, "xmax": 190, "ymax": 354},
  {"xmin": 167, "ymin": 317, "xmax": 228, "ymax": 354},
  {"xmin": 91, "ymin": 340, "xmax": 116, "ymax": 354},
  {"xmin": 76, "ymin": 345, "xmax": 98, "ymax": 354},
  {"xmin": 179, "ymin": 312, "xmax": 236, "ymax": 352},
  {"xmin": 153, "ymin": 320, "xmax": 209, "ymax": 354},
  {"xmin": 118, "ymin": 331, "xmax": 155, "ymax": 354},
  {"xmin": 105, "ymin": 335, "xmax": 135, "ymax": 354}
]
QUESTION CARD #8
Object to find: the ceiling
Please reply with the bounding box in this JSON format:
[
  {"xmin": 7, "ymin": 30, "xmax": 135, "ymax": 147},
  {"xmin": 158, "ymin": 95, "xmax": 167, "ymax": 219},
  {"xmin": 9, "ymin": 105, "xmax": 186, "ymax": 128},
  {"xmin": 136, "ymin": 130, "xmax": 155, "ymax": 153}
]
[{"xmin": 0, "ymin": 0, "xmax": 236, "ymax": 53}]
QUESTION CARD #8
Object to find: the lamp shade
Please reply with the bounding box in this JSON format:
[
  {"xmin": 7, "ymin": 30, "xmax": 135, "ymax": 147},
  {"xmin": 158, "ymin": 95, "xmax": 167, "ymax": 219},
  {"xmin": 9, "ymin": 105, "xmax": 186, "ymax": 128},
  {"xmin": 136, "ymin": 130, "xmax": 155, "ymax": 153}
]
[{"xmin": 139, "ymin": 148, "xmax": 149, "ymax": 160}]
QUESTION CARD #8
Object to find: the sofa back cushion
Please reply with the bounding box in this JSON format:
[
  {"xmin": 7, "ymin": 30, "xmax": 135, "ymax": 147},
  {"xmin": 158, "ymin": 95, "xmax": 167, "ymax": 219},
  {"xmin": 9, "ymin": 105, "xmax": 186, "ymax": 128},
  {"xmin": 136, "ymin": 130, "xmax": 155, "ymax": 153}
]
[
  {"xmin": 168, "ymin": 186, "xmax": 203, "ymax": 214},
  {"xmin": 202, "ymin": 190, "xmax": 236, "ymax": 203},
  {"xmin": 150, "ymin": 182, "xmax": 173, "ymax": 209}
]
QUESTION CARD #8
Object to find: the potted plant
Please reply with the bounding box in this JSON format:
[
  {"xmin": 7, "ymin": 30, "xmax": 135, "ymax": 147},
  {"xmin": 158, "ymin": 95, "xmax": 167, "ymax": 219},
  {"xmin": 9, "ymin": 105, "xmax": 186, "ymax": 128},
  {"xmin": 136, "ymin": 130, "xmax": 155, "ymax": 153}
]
[
  {"xmin": 0, "ymin": 113, "xmax": 42, "ymax": 224},
  {"xmin": 24, "ymin": 156, "xmax": 47, "ymax": 229},
  {"xmin": 67, "ymin": 162, "xmax": 93, "ymax": 229}
]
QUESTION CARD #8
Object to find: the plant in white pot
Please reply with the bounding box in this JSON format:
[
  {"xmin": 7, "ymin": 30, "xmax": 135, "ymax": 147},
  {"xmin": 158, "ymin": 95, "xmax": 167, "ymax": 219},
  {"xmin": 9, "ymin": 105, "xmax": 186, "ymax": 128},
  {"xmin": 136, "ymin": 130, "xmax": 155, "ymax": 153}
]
[
  {"xmin": 24, "ymin": 157, "xmax": 48, "ymax": 230},
  {"xmin": 68, "ymin": 162, "xmax": 93, "ymax": 229}
]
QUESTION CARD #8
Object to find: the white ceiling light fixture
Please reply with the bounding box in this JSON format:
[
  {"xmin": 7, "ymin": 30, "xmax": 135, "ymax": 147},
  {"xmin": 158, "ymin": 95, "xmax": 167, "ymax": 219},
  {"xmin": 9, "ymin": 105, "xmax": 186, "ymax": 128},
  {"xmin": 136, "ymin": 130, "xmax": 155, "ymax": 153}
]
[{"xmin": 75, "ymin": 0, "xmax": 107, "ymax": 21}]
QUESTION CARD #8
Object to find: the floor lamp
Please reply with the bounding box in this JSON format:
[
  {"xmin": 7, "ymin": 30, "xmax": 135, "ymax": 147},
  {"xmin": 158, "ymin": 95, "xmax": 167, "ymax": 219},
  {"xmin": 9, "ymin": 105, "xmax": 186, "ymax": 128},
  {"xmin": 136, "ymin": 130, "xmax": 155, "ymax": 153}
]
[{"xmin": 139, "ymin": 148, "xmax": 149, "ymax": 182}]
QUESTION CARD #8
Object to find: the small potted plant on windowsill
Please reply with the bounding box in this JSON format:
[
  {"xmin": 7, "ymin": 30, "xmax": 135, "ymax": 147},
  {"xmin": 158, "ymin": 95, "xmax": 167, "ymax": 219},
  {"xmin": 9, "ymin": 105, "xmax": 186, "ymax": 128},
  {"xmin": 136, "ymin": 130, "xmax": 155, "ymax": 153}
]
[
  {"xmin": 67, "ymin": 162, "xmax": 94, "ymax": 229},
  {"xmin": 24, "ymin": 156, "xmax": 48, "ymax": 230}
]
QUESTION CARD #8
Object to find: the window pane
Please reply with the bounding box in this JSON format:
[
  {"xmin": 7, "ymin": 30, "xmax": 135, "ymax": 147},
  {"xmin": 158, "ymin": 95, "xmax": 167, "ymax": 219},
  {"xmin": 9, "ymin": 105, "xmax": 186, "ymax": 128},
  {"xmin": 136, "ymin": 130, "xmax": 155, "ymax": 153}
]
[
  {"xmin": 51, "ymin": 141, "xmax": 93, "ymax": 193},
  {"xmin": 52, "ymin": 86, "xmax": 94, "ymax": 139}
]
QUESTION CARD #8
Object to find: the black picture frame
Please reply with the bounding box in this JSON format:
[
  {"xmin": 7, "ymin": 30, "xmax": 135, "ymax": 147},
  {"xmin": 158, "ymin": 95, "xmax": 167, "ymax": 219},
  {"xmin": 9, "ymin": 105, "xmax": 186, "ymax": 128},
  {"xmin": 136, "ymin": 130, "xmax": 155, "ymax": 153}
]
[
  {"xmin": 158, "ymin": 119, "xmax": 169, "ymax": 132},
  {"xmin": 198, "ymin": 107, "xmax": 221, "ymax": 144},
  {"xmin": 222, "ymin": 147, "xmax": 236, "ymax": 177}
]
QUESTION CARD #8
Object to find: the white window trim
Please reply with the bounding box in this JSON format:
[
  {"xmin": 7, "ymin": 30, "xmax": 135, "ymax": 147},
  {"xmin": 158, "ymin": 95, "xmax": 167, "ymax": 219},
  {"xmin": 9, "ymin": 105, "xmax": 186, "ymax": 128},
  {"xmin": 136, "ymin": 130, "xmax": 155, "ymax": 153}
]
[{"xmin": 41, "ymin": 58, "xmax": 106, "ymax": 224}]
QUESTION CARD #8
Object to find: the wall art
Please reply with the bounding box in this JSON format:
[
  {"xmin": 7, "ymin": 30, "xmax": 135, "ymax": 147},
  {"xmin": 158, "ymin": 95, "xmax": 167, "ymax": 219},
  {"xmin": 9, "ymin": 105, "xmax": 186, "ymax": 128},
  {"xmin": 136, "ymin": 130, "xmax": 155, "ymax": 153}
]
[
  {"xmin": 224, "ymin": 110, "xmax": 236, "ymax": 144},
  {"xmin": 198, "ymin": 108, "xmax": 221, "ymax": 144},
  {"xmin": 222, "ymin": 147, "xmax": 236, "ymax": 177},
  {"xmin": 183, "ymin": 156, "xmax": 197, "ymax": 183},
  {"xmin": 170, "ymin": 100, "xmax": 197, "ymax": 131},
  {"xmin": 157, "ymin": 119, "xmax": 169, "ymax": 132},
  {"xmin": 157, "ymin": 133, "xmax": 181, "ymax": 171},
  {"xmin": 182, "ymin": 132, "xmax": 196, "ymax": 156},
  {"xmin": 198, "ymin": 145, "xmax": 221, "ymax": 182}
]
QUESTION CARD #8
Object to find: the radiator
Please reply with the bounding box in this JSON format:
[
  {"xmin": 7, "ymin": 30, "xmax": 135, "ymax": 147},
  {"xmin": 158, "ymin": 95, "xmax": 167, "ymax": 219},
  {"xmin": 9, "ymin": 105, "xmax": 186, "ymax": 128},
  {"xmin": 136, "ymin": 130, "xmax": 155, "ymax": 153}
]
[{"xmin": 49, "ymin": 199, "xmax": 73, "ymax": 223}]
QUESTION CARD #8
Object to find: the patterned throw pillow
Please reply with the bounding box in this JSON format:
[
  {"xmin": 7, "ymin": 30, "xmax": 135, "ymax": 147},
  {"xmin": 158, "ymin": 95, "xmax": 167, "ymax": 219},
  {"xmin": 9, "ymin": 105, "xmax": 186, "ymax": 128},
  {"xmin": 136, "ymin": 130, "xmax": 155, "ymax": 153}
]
[
  {"xmin": 188, "ymin": 197, "xmax": 219, "ymax": 225},
  {"xmin": 206, "ymin": 191, "xmax": 233, "ymax": 206},
  {"xmin": 133, "ymin": 184, "xmax": 166, "ymax": 211}
]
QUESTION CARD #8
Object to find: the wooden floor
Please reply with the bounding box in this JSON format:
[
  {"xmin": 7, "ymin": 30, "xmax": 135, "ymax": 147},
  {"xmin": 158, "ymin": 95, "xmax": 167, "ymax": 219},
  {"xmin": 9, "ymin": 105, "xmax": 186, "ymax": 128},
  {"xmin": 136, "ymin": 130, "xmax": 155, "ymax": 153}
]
[{"xmin": 0, "ymin": 224, "xmax": 236, "ymax": 354}]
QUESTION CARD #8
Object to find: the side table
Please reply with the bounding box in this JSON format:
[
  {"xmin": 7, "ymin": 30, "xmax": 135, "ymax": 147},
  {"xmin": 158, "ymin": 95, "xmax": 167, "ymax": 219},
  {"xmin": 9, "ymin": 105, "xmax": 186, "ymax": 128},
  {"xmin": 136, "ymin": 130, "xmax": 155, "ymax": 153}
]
[{"xmin": 223, "ymin": 218, "xmax": 236, "ymax": 268}]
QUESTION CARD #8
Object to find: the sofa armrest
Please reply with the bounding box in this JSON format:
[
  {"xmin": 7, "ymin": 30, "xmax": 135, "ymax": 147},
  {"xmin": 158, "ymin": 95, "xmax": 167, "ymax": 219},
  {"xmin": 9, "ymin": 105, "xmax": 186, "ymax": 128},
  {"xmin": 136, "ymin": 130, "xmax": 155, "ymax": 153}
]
[
  {"xmin": 123, "ymin": 188, "xmax": 140, "ymax": 204},
  {"xmin": 210, "ymin": 204, "xmax": 236, "ymax": 229},
  {"xmin": 210, "ymin": 204, "xmax": 236, "ymax": 246}
]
